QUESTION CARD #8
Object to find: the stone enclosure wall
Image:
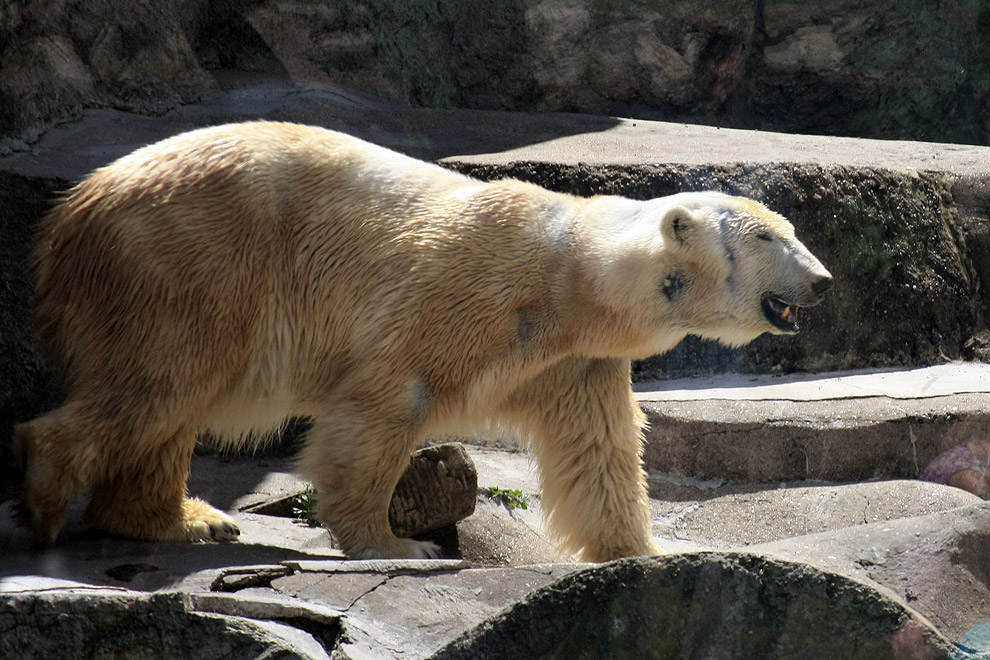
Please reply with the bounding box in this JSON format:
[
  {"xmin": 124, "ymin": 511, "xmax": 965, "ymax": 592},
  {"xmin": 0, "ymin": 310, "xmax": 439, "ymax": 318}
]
[{"xmin": 2, "ymin": 0, "xmax": 989, "ymax": 149}]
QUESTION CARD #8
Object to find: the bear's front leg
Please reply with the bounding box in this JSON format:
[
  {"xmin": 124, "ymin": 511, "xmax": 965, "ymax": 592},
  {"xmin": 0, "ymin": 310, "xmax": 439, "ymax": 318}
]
[
  {"xmin": 297, "ymin": 407, "xmax": 440, "ymax": 559},
  {"xmin": 503, "ymin": 357, "xmax": 659, "ymax": 562}
]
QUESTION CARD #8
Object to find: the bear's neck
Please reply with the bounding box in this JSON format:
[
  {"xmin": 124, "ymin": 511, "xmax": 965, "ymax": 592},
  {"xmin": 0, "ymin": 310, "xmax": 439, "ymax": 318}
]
[{"xmin": 556, "ymin": 196, "xmax": 680, "ymax": 360}]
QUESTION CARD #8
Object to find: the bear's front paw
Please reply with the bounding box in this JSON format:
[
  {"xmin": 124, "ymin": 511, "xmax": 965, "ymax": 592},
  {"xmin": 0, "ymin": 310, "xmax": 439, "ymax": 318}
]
[
  {"xmin": 181, "ymin": 497, "xmax": 241, "ymax": 542},
  {"xmin": 349, "ymin": 537, "xmax": 441, "ymax": 560}
]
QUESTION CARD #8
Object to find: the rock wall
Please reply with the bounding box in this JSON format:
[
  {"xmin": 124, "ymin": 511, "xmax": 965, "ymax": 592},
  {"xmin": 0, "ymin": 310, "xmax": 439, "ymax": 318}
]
[
  {"xmin": 1, "ymin": 0, "xmax": 989, "ymax": 150},
  {"xmin": 0, "ymin": 0, "xmax": 213, "ymax": 150},
  {"xmin": 448, "ymin": 160, "xmax": 982, "ymax": 377}
]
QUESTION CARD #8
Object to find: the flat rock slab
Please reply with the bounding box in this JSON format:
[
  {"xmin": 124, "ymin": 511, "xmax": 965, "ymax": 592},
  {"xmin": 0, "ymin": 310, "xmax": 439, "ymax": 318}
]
[
  {"xmin": 441, "ymin": 118, "xmax": 990, "ymax": 175},
  {"xmin": 0, "ymin": 79, "xmax": 622, "ymax": 180},
  {"xmin": 5, "ymin": 535, "xmax": 983, "ymax": 659},
  {"xmin": 476, "ymin": 363, "xmax": 990, "ymax": 483},
  {"xmin": 748, "ymin": 503, "xmax": 990, "ymax": 646},
  {"xmin": 265, "ymin": 560, "xmax": 583, "ymax": 659},
  {"xmin": 4, "ymin": 77, "xmax": 989, "ymax": 181},
  {"xmin": 637, "ymin": 362, "xmax": 990, "ymax": 401},
  {"xmin": 651, "ymin": 479, "xmax": 983, "ymax": 550},
  {"xmin": 0, "ymin": 589, "xmax": 338, "ymax": 660}
]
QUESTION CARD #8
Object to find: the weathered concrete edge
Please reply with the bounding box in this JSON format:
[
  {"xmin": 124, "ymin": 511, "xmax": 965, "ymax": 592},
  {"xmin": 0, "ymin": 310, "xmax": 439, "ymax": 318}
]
[
  {"xmin": 639, "ymin": 396, "xmax": 990, "ymax": 482},
  {"xmin": 445, "ymin": 387, "xmax": 990, "ymax": 482}
]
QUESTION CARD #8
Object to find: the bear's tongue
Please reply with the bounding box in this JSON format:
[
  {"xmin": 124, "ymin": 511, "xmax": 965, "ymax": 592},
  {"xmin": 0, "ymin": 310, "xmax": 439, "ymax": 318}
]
[{"xmin": 764, "ymin": 297, "xmax": 800, "ymax": 332}]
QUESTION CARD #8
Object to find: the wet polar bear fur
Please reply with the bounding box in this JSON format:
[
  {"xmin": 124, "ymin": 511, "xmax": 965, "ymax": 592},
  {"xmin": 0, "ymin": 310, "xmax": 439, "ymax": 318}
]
[{"xmin": 17, "ymin": 121, "xmax": 832, "ymax": 561}]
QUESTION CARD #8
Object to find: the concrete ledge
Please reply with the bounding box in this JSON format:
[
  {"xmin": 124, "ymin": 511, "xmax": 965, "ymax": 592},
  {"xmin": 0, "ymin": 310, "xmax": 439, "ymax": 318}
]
[{"xmin": 636, "ymin": 363, "xmax": 990, "ymax": 481}]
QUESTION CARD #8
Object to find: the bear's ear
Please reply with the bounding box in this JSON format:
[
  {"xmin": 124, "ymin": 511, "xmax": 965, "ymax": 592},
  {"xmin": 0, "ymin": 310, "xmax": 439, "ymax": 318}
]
[{"xmin": 660, "ymin": 205, "xmax": 694, "ymax": 246}]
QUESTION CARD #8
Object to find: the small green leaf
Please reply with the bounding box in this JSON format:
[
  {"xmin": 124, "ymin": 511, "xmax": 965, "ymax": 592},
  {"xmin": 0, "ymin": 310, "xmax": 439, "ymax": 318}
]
[{"xmin": 486, "ymin": 486, "xmax": 528, "ymax": 510}]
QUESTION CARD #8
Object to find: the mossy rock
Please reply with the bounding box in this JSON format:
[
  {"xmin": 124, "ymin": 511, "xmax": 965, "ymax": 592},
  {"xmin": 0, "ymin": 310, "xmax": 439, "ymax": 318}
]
[{"xmin": 448, "ymin": 161, "xmax": 978, "ymax": 376}]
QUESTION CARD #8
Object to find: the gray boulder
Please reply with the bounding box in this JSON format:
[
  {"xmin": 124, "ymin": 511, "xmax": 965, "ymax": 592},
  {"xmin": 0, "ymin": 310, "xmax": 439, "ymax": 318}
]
[{"xmin": 434, "ymin": 553, "xmax": 952, "ymax": 660}]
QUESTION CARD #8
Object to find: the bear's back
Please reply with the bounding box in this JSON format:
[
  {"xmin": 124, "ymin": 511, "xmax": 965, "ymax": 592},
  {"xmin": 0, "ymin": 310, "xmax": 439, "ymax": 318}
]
[{"xmin": 31, "ymin": 122, "xmax": 580, "ymax": 414}]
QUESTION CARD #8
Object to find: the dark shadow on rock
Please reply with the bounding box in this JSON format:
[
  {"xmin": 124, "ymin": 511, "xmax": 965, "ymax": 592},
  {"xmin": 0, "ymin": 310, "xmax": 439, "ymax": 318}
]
[
  {"xmin": 0, "ymin": 171, "xmax": 64, "ymax": 502},
  {"xmin": 0, "ymin": 80, "xmax": 622, "ymax": 181},
  {"xmin": 194, "ymin": 0, "xmax": 288, "ymax": 76},
  {"xmin": 0, "ymin": 522, "xmax": 332, "ymax": 592}
]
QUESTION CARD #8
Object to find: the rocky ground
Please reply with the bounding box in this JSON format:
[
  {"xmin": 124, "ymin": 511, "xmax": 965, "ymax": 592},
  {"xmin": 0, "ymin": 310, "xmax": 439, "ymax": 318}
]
[
  {"xmin": 1, "ymin": 78, "xmax": 989, "ymax": 658},
  {"xmin": 2, "ymin": 364, "xmax": 988, "ymax": 659}
]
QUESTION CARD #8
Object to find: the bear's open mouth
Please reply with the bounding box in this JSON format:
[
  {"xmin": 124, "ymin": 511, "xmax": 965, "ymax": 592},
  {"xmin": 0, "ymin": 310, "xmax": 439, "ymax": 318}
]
[{"xmin": 762, "ymin": 295, "xmax": 801, "ymax": 333}]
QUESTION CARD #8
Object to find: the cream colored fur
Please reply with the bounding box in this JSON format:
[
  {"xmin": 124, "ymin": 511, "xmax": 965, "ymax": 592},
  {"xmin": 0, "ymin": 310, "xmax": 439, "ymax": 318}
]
[{"xmin": 16, "ymin": 121, "xmax": 831, "ymax": 560}]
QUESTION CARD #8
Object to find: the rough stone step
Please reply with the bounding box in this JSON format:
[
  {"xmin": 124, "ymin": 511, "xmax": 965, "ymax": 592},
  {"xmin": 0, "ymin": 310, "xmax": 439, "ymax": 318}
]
[
  {"xmin": 635, "ymin": 362, "xmax": 990, "ymax": 482},
  {"xmin": 5, "ymin": 503, "xmax": 986, "ymax": 659}
]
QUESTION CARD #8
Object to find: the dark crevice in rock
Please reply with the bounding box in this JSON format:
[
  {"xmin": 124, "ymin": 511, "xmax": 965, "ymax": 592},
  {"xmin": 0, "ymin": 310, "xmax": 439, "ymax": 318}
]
[{"xmin": 210, "ymin": 566, "xmax": 295, "ymax": 593}]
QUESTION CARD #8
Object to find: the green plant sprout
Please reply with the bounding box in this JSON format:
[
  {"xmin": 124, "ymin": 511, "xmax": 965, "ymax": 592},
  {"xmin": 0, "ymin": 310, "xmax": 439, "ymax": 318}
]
[
  {"xmin": 291, "ymin": 484, "xmax": 318, "ymax": 523},
  {"xmin": 486, "ymin": 486, "xmax": 528, "ymax": 510}
]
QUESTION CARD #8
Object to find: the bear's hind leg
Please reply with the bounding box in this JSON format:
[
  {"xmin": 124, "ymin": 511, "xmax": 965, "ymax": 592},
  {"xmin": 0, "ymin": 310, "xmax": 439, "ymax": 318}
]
[
  {"xmin": 299, "ymin": 411, "xmax": 439, "ymax": 559},
  {"xmin": 85, "ymin": 426, "xmax": 239, "ymax": 542},
  {"xmin": 15, "ymin": 401, "xmax": 102, "ymax": 543},
  {"xmin": 502, "ymin": 356, "xmax": 659, "ymax": 562}
]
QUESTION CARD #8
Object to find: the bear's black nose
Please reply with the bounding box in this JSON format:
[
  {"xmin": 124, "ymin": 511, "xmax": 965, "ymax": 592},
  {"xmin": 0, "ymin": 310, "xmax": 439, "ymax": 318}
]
[{"xmin": 812, "ymin": 275, "xmax": 834, "ymax": 296}]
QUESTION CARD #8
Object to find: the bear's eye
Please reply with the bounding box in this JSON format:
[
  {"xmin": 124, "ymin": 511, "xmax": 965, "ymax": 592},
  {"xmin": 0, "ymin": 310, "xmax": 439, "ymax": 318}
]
[{"xmin": 756, "ymin": 229, "xmax": 773, "ymax": 242}]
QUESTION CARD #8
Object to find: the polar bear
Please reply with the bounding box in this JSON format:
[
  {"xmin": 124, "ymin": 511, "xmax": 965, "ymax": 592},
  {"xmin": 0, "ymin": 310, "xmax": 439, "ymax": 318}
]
[{"xmin": 16, "ymin": 121, "xmax": 832, "ymax": 561}]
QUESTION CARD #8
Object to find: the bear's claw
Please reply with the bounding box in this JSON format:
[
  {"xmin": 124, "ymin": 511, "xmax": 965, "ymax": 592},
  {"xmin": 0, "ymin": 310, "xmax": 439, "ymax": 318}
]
[{"xmin": 180, "ymin": 497, "xmax": 240, "ymax": 542}]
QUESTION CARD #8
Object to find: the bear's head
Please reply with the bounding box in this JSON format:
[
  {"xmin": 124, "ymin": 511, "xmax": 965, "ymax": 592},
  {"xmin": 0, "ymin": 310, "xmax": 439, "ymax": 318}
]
[
  {"xmin": 582, "ymin": 191, "xmax": 832, "ymax": 356},
  {"xmin": 656, "ymin": 191, "xmax": 832, "ymax": 348}
]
